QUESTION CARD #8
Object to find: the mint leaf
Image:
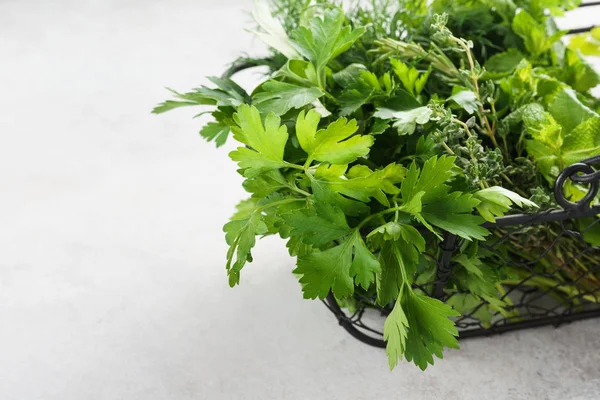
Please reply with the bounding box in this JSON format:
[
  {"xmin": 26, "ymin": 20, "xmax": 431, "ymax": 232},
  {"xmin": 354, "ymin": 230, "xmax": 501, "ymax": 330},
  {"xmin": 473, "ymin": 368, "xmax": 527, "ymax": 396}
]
[
  {"xmin": 448, "ymin": 90, "xmax": 478, "ymax": 114},
  {"xmin": 512, "ymin": 9, "xmax": 565, "ymax": 57},
  {"xmin": 562, "ymin": 116, "xmax": 600, "ymax": 166},
  {"xmin": 522, "ymin": 103, "xmax": 563, "ymax": 147},
  {"xmin": 485, "ymin": 49, "xmax": 525, "ymax": 73},
  {"xmin": 568, "ymin": 27, "xmax": 600, "ymax": 57},
  {"xmin": 526, "ymin": 140, "xmax": 559, "ymax": 182},
  {"xmin": 559, "ymin": 49, "xmax": 600, "ymax": 93},
  {"xmin": 374, "ymin": 106, "xmax": 432, "ymax": 135},
  {"xmin": 548, "ymin": 88, "xmax": 597, "ymax": 132}
]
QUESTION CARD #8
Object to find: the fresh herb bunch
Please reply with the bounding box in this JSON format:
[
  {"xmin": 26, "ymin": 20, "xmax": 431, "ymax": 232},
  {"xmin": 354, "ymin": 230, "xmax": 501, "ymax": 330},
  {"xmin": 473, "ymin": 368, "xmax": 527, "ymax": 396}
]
[{"xmin": 153, "ymin": 0, "xmax": 600, "ymax": 370}]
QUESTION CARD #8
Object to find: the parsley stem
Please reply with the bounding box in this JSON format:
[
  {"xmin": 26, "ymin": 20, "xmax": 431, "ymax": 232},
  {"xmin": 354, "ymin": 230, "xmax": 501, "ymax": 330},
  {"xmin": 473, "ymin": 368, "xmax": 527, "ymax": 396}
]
[
  {"xmin": 303, "ymin": 157, "xmax": 314, "ymax": 171},
  {"xmin": 356, "ymin": 157, "xmax": 379, "ymax": 170},
  {"xmin": 255, "ymin": 198, "xmax": 305, "ymax": 214},
  {"xmin": 394, "ymin": 244, "xmax": 412, "ymax": 291},
  {"xmin": 291, "ymin": 186, "xmax": 311, "ymax": 197},
  {"xmin": 322, "ymin": 90, "xmax": 339, "ymax": 104},
  {"xmin": 285, "ymin": 162, "xmax": 306, "ymax": 171},
  {"xmin": 357, "ymin": 205, "xmax": 406, "ymax": 230}
]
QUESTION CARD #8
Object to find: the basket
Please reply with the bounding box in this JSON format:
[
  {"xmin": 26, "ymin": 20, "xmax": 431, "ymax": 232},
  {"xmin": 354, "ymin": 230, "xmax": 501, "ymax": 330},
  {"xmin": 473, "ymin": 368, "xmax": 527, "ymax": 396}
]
[
  {"xmin": 220, "ymin": 7, "xmax": 600, "ymax": 347},
  {"xmin": 323, "ymin": 155, "xmax": 600, "ymax": 347}
]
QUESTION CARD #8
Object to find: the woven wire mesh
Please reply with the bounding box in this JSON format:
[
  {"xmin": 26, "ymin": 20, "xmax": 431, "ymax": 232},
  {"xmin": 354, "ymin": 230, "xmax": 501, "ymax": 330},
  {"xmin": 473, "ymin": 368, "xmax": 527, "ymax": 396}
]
[
  {"xmin": 323, "ymin": 157, "xmax": 600, "ymax": 347},
  {"xmin": 454, "ymin": 213, "xmax": 600, "ymax": 336}
]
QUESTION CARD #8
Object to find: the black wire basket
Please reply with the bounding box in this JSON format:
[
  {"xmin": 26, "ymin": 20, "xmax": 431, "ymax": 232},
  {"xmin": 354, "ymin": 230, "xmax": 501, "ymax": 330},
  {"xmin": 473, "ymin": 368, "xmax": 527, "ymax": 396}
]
[
  {"xmin": 221, "ymin": 4, "xmax": 600, "ymax": 348},
  {"xmin": 318, "ymin": 7, "xmax": 600, "ymax": 347},
  {"xmin": 323, "ymin": 155, "xmax": 600, "ymax": 347}
]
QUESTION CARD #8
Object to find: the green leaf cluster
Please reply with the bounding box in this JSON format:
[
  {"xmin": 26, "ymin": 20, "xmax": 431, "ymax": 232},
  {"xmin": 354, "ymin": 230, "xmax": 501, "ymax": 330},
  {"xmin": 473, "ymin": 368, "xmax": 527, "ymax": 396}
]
[{"xmin": 155, "ymin": 0, "xmax": 600, "ymax": 371}]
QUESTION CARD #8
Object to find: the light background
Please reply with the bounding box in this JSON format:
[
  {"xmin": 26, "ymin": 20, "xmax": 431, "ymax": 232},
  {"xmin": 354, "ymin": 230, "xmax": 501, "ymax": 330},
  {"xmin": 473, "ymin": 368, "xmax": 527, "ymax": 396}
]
[{"xmin": 1, "ymin": 1, "xmax": 600, "ymax": 399}]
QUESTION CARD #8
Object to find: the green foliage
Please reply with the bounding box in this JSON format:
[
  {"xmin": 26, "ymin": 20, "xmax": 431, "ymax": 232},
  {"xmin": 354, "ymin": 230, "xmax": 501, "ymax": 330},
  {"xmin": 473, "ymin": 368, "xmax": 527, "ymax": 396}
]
[
  {"xmin": 512, "ymin": 9, "xmax": 566, "ymax": 57},
  {"xmin": 253, "ymin": 81, "xmax": 324, "ymax": 116},
  {"xmin": 229, "ymin": 105, "xmax": 291, "ymax": 178},
  {"xmin": 155, "ymin": 0, "xmax": 600, "ymax": 371},
  {"xmin": 292, "ymin": 9, "xmax": 365, "ymax": 68},
  {"xmin": 569, "ymin": 27, "xmax": 600, "ymax": 57},
  {"xmin": 296, "ymin": 110, "xmax": 374, "ymax": 165},
  {"xmin": 375, "ymin": 106, "xmax": 433, "ymax": 135}
]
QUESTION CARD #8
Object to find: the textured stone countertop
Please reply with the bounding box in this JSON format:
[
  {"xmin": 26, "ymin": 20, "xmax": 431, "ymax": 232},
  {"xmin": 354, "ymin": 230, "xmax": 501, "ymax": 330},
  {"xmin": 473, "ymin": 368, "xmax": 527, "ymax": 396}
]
[{"xmin": 1, "ymin": 1, "xmax": 599, "ymax": 399}]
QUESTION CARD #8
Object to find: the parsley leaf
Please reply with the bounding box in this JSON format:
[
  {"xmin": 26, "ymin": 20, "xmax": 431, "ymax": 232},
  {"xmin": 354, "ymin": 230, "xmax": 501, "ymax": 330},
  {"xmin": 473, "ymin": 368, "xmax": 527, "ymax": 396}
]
[
  {"xmin": 401, "ymin": 155, "xmax": 457, "ymax": 204},
  {"xmin": 200, "ymin": 122, "xmax": 230, "ymax": 147},
  {"xmin": 242, "ymin": 170, "xmax": 289, "ymax": 198},
  {"xmin": 292, "ymin": 9, "xmax": 366, "ymax": 75},
  {"xmin": 223, "ymin": 200, "xmax": 268, "ymax": 286},
  {"xmin": 152, "ymin": 77, "xmax": 250, "ymax": 113},
  {"xmin": 314, "ymin": 163, "xmax": 406, "ymax": 206},
  {"xmin": 390, "ymin": 59, "xmax": 430, "ymax": 96},
  {"xmin": 283, "ymin": 201, "xmax": 351, "ymax": 247},
  {"xmin": 296, "ymin": 110, "xmax": 375, "ymax": 166},
  {"xmin": 309, "ymin": 176, "xmax": 370, "ymax": 217},
  {"xmin": 384, "ymin": 295, "xmax": 409, "ymax": 370},
  {"xmin": 294, "ymin": 231, "xmax": 380, "ymax": 299},
  {"xmin": 338, "ymin": 70, "xmax": 394, "ymax": 116},
  {"xmin": 368, "ymin": 222, "xmax": 425, "ymax": 305},
  {"xmin": 474, "ymin": 186, "xmax": 538, "ymax": 222},
  {"xmin": 253, "ymin": 80, "xmax": 324, "ymax": 116},
  {"xmin": 402, "ymin": 293, "xmax": 460, "ymax": 370},
  {"xmin": 422, "ymin": 192, "xmax": 489, "ymax": 241},
  {"xmin": 229, "ymin": 105, "xmax": 292, "ymax": 178}
]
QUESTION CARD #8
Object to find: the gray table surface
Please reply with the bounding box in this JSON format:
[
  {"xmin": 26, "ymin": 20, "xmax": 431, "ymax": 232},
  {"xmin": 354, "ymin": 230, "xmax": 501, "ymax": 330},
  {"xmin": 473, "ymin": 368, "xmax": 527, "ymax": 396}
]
[{"xmin": 1, "ymin": 1, "xmax": 599, "ymax": 399}]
